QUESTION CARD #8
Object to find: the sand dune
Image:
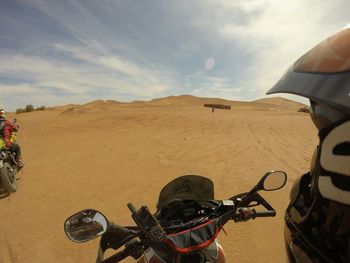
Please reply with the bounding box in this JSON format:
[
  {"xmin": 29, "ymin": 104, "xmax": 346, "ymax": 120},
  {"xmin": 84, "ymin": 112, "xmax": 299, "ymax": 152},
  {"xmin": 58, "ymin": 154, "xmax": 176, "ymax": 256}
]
[
  {"xmin": 0, "ymin": 95, "xmax": 317, "ymax": 263},
  {"xmin": 253, "ymin": 97, "xmax": 306, "ymax": 111}
]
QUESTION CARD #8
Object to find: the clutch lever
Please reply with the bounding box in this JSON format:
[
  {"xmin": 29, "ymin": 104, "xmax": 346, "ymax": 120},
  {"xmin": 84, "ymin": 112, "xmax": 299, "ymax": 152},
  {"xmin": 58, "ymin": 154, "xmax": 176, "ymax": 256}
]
[{"xmin": 100, "ymin": 223, "xmax": 139, "ymax": 252}]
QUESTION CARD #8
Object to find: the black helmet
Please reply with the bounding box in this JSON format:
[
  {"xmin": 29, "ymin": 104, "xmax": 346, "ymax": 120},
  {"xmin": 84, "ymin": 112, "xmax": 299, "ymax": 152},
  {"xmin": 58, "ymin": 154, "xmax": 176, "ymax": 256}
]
[
  {"xmin": 267, "ymin": 27, "xmax": 350, "ymax": 115},
  {"xmin": 267, "ymin": 27, "xmax": 350, "ymax": 263},
  {"xmin": 0, "ymin": 109, "xmax": 6, "ymax": 119}
]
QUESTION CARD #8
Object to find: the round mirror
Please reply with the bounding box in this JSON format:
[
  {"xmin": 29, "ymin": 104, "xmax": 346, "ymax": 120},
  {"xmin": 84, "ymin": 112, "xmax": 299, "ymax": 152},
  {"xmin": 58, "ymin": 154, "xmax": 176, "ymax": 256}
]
[
  {"xmin": 64, "ymin": 209, "xmax": 108, "ymax": 243},
  {"xmin": 263, "ymin": 171, "xmax": 287, "ymax": 191}
]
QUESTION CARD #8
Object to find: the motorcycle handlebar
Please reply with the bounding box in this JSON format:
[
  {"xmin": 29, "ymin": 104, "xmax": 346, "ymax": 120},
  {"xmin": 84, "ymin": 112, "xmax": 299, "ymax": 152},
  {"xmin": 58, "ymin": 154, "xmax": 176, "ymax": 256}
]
[
  {"xmin": 254, "ymin": 210, "xmax": 276, "ymax": 217},
  {"xmin": 109, "ymin": 222, "xmax": 138, "ymax": 236},
  {"xmin": 98, "ymin": 206, "xmax": 277, "ymax": 262},
  {"xmin": 234, "ymin": 208, "xmax": 276, "ymax": 222}
]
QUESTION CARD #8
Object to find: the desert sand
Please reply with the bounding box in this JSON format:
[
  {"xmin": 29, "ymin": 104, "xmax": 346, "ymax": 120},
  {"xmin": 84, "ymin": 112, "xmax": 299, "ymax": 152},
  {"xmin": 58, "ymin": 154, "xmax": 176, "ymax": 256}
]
[{"xmin": 0, "ymin": 95, "xmax": 318, "ymax": 263}]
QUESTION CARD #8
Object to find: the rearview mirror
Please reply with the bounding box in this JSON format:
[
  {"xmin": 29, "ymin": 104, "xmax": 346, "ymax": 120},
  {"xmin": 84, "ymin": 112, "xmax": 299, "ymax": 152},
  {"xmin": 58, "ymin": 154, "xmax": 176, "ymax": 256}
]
[
  {"xmin": 246, "ymin": 170, "xmax": 287, "ymax": 197},
  {"xmin": 64, "ymin": 209, "xmax": 109, "ymax": 243},
  {"xmin": 261, "ymin": 171, "xmax": 287, "ymax": 191}
]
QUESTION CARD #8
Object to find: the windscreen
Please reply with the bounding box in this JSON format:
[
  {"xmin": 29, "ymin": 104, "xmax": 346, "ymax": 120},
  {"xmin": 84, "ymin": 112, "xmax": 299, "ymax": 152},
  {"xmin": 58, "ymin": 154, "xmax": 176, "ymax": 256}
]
[{"xmin": 157, "ymin": 175, "xmax": 214, "ymax": 210}]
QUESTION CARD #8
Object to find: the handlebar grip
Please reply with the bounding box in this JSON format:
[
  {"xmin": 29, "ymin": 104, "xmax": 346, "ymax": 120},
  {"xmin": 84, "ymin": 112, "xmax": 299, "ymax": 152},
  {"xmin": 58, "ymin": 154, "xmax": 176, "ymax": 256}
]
[
  {"xmin": 254, "ymin": 210, "xmax": 276, "ymax": 217},
  {"xmin": 109, "ymin": 222, "xmax": 136, "ymax": 235}
]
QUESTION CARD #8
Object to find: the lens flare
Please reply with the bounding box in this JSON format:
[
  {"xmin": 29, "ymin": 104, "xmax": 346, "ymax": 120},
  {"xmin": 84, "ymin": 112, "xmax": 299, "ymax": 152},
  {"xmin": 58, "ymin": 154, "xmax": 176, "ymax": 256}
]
[{"xmin": 205, "ymin": 58, "xmax": 215, "ymax": 70}]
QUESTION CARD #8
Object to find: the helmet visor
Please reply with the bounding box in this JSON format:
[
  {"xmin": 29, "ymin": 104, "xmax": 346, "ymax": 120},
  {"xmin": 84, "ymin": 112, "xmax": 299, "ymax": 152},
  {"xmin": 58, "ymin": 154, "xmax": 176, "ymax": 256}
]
[{"xmin": 309, "ymin": 100, "xmax": 346, "ymax": 130}]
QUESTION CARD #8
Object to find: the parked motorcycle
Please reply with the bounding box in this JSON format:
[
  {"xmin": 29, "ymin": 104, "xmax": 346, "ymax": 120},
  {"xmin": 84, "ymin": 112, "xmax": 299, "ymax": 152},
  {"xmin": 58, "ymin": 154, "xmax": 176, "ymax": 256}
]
[{"xmin": 64, "ymin": 170, "xmax": 287, "ymax": 262}]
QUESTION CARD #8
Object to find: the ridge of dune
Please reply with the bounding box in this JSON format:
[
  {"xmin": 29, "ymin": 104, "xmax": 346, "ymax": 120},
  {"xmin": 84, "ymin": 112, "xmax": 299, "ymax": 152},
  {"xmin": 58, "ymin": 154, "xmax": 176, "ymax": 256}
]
[
  {"xmin": 253, "ymin": 97, "xmax": 307, "ymax": 110},
  {"xmin": 47, "ymin": 100, "xmax": 122, "ymax": 112},
  {"xmin": 129, "ymin": 94, "xmax": 204, "ymax": 105},
  {"xmin": 9, "ymin": 95, "xmax": 306, "ymax": 115},
  {"xmin": 10, "ymin": 95, "xmax": 307, "ymax": 115},
  {"xmin": 130, "ymin": 95, "xmax": 249, "ymax": 108},
  {"xmin": 88, "ymin": 95, "xmax": 304, "ymax": 108},
  {"xmin": 83, "ymin": 99, "xmax": 123, "ymax": 106},
  {"xmin": 253, "ymin": 96, "xmax": 306, "ymax": 106},
  {"xmin": 77, "ymin": 95, "xmax": 304, "ymax": 111}
]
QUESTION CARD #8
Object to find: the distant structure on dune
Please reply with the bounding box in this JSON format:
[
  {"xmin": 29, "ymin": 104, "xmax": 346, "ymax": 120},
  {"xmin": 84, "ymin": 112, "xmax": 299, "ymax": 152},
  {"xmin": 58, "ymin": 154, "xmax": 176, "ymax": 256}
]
[
  {"xmin": 298, "ymin": 106, "xmax": 310, "ymax": 113},
  {"xmin": 204, "ymin": 104, "xmax": 231, "ymax": 113}
]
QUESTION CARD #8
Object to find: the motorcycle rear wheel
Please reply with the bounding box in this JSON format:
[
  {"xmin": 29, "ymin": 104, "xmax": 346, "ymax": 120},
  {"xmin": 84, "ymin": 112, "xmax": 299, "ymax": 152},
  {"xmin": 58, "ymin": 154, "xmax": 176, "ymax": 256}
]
[{"xmin": 0, "ymin": 162, "xmax": 17, "ymax": 193}]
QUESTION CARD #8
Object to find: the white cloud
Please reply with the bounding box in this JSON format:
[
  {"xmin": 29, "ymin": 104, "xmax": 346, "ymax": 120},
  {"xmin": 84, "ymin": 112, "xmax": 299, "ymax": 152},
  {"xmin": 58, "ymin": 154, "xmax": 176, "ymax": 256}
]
[
  {"xmin": 53, "ymin": 43, "xmax": 175, "ymax": 94},
  {"xmin": 0, "ymin": 83, "xmax": 70, "ymax": 110},
  {"xmin": 1, "ymin": 0, "xmax": 349, "ymax": 110},
  {"xmin": 176, "ymin": 42, "xmax": 201, "ymax": 58},
  {"xmin": 99, "ymin": 56, "xmax": 141, "ymax": 77},
  {"xmin": 212, "ymin": 0, "xmax": 349, "ymax": 96},
  {"xmin": 190, "ymin": 75, "xmax": 243, "ymax": 99},
  {"xmin": 0, "ymin": 46, "xmax": 176, "ymax": 110}
]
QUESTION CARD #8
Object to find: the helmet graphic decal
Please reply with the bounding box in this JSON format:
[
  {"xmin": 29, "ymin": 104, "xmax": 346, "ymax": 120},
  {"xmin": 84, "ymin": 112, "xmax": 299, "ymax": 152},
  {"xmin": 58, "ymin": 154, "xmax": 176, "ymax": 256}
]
[
  {"xmin": 295, "ymin": 28, "xmax": 350, "ymax": 73},
  {"xmin": 319, "ymin": 121, "xmax": 350, "ymax": 205}
]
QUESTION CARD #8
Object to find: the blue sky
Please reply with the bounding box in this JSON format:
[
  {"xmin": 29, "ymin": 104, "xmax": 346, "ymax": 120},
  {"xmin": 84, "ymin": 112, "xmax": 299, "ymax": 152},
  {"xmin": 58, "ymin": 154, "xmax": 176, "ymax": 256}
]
[{"xmin": 0, "ymin": 0, "xmax": 349, "ymax": 110}]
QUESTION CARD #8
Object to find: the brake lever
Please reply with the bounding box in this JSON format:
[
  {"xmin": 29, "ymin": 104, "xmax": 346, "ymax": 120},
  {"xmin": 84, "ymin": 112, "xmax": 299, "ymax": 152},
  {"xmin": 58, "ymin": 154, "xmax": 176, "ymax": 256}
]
[
  {"xmin": 251, "ymin": 192, "xmax": 274, "ymax": 211},
  {"xmin": 98, "ymin": 227, "xmax": 139, "ymax": 263},
  {"xmin": 233, "ymin": 192, "xmax": 274, "ymax": 211}
]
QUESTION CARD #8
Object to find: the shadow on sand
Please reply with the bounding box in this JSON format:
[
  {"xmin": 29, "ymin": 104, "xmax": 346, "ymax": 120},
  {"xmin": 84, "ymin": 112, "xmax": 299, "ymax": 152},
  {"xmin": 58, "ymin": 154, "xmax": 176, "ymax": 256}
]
[{"xmin": 0, "ymin": 189, "xmax": 10, "ymax": 199}]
